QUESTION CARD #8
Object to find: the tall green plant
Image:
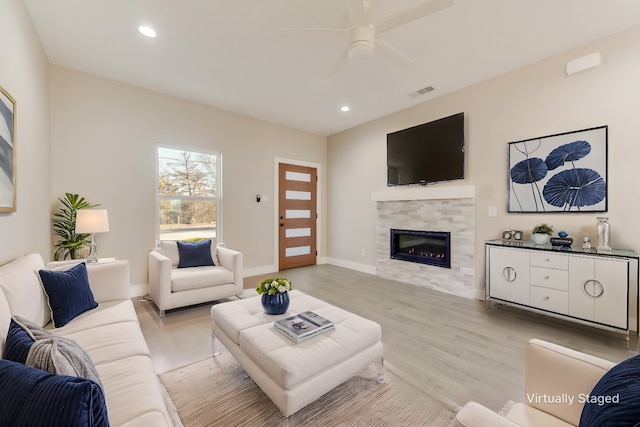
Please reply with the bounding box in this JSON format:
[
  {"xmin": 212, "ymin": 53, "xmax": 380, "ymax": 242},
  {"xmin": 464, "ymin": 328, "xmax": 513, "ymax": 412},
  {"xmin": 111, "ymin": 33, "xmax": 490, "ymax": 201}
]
[{"xmin": 52, "ymin": 193, "xmax": 99, "ymax": 261}]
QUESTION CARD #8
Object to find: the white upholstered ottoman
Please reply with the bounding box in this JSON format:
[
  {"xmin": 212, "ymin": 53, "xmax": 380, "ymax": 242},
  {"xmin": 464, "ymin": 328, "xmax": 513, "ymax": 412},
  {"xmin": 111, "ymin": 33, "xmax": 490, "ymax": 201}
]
[{"xmin": 210, "ymin": 290, "xmax": 384, "ymax": 416}]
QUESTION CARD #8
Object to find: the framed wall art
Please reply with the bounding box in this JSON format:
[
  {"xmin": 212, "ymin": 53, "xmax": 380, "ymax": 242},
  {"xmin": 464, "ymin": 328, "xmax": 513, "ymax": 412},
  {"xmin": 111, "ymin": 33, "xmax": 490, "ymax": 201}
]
[
  {"xmin": 508, "ymin": 125, "xmax": 607, "ymax": 213},
  {"xmin": 0, "ymin": 86, "xmax": 16, "ymax": 213}
]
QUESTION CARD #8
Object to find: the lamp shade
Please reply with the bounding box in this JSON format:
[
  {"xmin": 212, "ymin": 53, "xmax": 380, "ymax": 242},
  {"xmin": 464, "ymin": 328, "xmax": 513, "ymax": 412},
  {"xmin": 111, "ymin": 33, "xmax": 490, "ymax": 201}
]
[{"xmin": 75, "ymin": 209, "xmax": 110, "ymax": 234}]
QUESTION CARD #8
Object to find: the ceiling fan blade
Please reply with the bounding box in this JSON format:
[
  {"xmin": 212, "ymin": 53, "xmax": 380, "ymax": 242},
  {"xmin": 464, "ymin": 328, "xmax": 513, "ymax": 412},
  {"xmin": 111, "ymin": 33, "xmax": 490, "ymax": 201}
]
[
  {"xmin": 280, "ymin": 27, "xmax": 349, "ymax": 36},
  {"xmin": 374, "ymin": 0, "xmax": 454, "ymax": 34},
  {"xmin": 327, "ymin": 48, "xmax": 350, "ymax": 79},
  {"xmin": 346, "ymin": 0, "xmax": 367, "ymax": 25},
  {"xmin": 375, "ymin": 38, "xmax": 414, "ymax": 68}
]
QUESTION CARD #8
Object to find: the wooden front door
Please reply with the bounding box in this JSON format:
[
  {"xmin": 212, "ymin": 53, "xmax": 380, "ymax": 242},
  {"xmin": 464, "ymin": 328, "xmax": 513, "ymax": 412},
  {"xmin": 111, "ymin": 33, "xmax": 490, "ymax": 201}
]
[{"xmin": 278, "ymin": 163, "xmax": 317, "ymax": 270}]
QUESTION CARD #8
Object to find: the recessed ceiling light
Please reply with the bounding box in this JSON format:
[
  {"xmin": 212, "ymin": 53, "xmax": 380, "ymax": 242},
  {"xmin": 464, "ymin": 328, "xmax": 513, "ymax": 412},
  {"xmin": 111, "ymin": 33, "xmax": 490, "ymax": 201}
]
[
  {"xmin": 138, "ymin": 26, "xmax": 157, "ymax": 38},
  {"xmin": 340, "ymin": 106, "xmax": 350, "ymax": 112}
]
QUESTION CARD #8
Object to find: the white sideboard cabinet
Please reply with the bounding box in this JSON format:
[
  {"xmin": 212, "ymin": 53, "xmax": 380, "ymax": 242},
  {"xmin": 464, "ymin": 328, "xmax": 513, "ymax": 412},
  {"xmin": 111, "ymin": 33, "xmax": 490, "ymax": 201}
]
[{"xmin": 486, "ymin": 240, "xmax": 639, "ymax": 333}]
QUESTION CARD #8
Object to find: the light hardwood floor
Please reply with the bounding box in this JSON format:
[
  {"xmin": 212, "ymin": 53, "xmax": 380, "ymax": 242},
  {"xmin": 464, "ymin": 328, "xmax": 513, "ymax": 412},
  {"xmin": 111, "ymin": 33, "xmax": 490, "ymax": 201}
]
[{"xmin": 134, "ymin": 264, "xmax": 639, "ymax": 412}]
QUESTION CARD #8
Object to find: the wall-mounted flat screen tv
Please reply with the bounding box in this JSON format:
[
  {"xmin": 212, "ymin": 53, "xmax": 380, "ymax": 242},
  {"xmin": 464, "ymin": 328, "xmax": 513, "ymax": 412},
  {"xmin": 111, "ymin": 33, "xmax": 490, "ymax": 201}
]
[{"xmin": 387, "ymin": 112, "xmax": 465, "ymax": 186}]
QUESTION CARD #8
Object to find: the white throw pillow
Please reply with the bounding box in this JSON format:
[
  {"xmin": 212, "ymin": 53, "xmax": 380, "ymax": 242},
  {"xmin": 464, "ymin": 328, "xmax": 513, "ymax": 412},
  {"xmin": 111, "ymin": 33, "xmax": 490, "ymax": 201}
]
[{"xmin": 0, "ymin": 254, "xmax": 51, "ymax": 327}]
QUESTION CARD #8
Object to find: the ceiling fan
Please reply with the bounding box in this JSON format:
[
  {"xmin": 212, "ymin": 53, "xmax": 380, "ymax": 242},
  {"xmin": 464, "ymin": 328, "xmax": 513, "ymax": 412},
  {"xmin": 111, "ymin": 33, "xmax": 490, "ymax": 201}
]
[{"xmin": 288, "ymin": 0, "xmax": 454, "ymax": 77}]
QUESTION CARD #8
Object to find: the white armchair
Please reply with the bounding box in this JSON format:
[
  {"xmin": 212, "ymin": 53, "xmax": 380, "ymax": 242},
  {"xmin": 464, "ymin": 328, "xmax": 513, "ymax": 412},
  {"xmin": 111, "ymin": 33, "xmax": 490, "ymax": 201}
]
[
  {"xmin": 148, "ymin": 240, "xmax": 243, "ymax": 317},
  {"xmin": 453, "ymin": 339, "xmax": 616, "ymax": 427}
]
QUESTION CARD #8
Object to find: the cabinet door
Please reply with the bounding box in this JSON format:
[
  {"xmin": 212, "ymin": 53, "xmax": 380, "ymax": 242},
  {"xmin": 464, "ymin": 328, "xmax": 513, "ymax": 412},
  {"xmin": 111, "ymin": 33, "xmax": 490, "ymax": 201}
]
[
  {"xmin": 594, "ymin": 258, "xmax": 628, "ymax": 329},
  {"xmin": 569, "ymin": 256, "xmax": 596, "ymax": 321},
  {"xmin": 569, "ymin": 256, "xmax": 628, "ymax": 329},
  {"xmin": 489, "ymin": 247, "xmax": 530, "ymax": 304}
]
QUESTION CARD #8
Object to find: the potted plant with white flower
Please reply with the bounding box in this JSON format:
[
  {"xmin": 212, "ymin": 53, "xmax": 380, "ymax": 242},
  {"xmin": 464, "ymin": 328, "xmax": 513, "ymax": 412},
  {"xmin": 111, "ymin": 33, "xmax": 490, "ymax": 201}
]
[{"xmin": 256, "ymin": 278, "xmax": 292, "ymax": 314}]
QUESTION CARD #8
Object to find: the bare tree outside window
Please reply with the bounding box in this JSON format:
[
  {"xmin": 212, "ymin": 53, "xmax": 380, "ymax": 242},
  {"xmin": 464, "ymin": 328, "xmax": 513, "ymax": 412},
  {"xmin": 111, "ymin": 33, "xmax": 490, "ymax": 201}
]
[{"xmin": 157, "ymin": 146, "xmax": 220, "ymax": 241}]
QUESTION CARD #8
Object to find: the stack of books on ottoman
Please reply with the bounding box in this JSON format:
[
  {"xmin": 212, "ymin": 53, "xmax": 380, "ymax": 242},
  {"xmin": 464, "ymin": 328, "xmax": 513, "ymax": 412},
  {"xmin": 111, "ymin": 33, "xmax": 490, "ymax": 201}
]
[{"xmin": 274, "ymin": 311, "xmax": 334, "ymax": 343}]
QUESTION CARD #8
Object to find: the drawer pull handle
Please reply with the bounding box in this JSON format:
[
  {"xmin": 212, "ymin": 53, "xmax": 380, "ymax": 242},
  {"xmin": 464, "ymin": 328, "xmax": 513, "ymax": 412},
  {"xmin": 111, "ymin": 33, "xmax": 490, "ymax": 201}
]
[
  {"xmin": 584, "ymin": 280, "xmax": 605, "ymax": 298},
  {"xmin": 544, "ymin": 276, "xmax": 550, "ymax": 280},
  {"xmin": 543, "ymin": 296, "xmax": 550, "ymax": 301}
]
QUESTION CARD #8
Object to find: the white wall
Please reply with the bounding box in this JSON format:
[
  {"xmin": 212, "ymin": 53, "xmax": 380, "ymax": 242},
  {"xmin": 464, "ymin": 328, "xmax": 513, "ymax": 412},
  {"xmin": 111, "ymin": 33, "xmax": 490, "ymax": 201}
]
[
  {"xmin": 0, "ymin": 0, "xmax": 51, "ymax": 264},
  {"xmin": 49, "ymin": 67, "xmax": 326, "ymax": 291},
  {"xmin": 327, "ymin": 25, "xmax": 640, "ymax": 298}
]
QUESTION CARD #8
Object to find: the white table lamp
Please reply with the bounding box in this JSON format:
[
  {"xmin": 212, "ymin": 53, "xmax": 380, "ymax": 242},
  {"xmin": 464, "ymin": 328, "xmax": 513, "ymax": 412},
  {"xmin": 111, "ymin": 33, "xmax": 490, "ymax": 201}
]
[{"xmin": 75, "ymin": 209, "xmax": 109, "ymax": 263}]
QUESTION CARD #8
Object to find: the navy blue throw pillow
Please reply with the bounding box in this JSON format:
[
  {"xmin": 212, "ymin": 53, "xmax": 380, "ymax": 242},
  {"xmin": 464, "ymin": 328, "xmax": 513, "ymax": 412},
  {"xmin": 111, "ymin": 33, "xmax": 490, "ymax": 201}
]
[
  {"xmin": 579, "ymin": 354, "xmax": 640, "ymax": 427},
  {"xmin": 177, "ymin": 239, "xmax": 215, "ymax": 268},
  {"xmin": 0, "ymin": 359, "xmax": 109, "ymax": 426},
  {"xmin": 2, "ymin": 319, "xmax": 35, "ymax": 363},
  {"xmin": 39, "ymin": 262, "xmax": 98, "ymax": 327}
]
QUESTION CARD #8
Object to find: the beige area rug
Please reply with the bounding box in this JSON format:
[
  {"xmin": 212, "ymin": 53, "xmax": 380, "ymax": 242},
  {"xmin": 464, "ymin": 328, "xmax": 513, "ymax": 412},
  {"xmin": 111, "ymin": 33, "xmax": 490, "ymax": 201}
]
[{"xmin": 159, "ymin": 352, "xmax": 460, "ymax": 426}]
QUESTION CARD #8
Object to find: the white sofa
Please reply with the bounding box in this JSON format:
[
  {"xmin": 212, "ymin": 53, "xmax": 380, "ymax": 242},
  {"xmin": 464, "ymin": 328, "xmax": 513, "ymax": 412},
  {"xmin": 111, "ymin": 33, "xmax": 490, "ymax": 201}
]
[
  {"xmin": 0, "ymin": 253, "xmax": 174, "ymax": 426},
  {"xmin": 148, "ymin": 240, "xmax": 243, "ymax": 317},
  {"xmin": 453, "ymin": 339, "xmax": 617, "ymax": 427}
]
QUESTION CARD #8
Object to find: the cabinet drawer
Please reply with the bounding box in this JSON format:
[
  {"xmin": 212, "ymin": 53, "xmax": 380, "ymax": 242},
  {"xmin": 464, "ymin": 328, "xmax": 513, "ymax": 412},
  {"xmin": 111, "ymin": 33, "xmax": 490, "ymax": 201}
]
[
  {"xmin": 530, "ymin": 252, "xmax": 568, "ymax": 270},
  {"xmin": 530, "ymin": 267, "xmax": 568, "ymax": 291},
  {"xmin": 530, "ymin": 286, "xmax": 568, "ymax": 314}
]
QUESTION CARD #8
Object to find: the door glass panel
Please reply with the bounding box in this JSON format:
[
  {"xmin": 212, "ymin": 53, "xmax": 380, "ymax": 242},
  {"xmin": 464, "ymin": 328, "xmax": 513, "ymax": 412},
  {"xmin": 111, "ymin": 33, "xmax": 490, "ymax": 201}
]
[
  {"xmin": 286, "ymin": 228, "xmax": 311, "ymax": 238},
  {"xmin": 286, "ymin": 171, "xmax": 311, "ymax": 182},
  {"xmin": 286, "ymin": 190, "xmax": 311, "ymax": 200},
  {"xmin": 286, "ymin": 209, "xmax": 311, "ymax": 219},
  {"xmin": 286, "ymin": 246, "xmax": 311, "ymax": 257}
]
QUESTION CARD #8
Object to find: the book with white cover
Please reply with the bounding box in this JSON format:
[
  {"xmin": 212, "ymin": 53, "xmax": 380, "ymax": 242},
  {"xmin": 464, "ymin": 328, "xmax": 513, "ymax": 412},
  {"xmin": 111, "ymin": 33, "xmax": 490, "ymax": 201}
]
[{"xmin": 274, "ymin": 311, "xmax": 334, "ymax": 343}]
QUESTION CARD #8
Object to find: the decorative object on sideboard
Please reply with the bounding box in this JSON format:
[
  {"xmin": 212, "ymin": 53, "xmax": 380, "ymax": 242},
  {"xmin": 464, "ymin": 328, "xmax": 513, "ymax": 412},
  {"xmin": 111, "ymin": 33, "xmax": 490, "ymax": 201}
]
[
  {"xmin": 550, "ymin": 230, "xmax": 574, "ymax": 248},
  {"xmin": 502, "ymin": 230, "xmax": 523, "ymax": 245},
  {"xmin": 531, "ymin": 223, "xmax": 553, "ymax": 245},
  {"xmin": 256, "ymin": 278, "xmax": 292, "ymax": 315},
  {"xmin": 596, "ymin": 216, "xmax": 611, "ymax": 252},
  {"xmin": 75, "ymin": 209, "xmax": 110, "ymax": 263},
  {"xmin": 582, "ymin": 236, "xmax": 592, "ymax": 250},
  {"xmin": 52, "ymin": 193, "xmax": 99, "ymax": 261},
  {"xmin": 0, "ymin": 85, "xmax": 16, "ymax": 213},
  {"xmin": 508, "ymin": 125, "xmax": 607, "ymax": 213}
]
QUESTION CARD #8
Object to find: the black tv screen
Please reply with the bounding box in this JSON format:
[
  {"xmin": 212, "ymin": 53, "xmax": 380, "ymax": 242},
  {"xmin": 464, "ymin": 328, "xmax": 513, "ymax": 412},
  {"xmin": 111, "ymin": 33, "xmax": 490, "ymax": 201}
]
[{"xmin": 387, "ymin": 112, "xmax": 465, "ymax": 186}]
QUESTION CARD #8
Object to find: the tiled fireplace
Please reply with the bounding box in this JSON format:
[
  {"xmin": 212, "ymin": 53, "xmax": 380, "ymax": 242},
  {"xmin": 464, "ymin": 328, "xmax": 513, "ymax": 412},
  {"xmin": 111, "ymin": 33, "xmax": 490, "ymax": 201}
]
[{"xmin": 373, "ymin": 187, "xmax": 475, "ymax": 299}]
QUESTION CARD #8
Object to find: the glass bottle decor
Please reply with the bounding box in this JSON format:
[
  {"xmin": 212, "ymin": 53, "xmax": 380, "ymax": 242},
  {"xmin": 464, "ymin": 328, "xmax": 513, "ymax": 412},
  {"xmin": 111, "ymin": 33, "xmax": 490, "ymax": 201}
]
[{"xmin": 596, "ymin": 217, "xmax": 611, "ymax": 251}]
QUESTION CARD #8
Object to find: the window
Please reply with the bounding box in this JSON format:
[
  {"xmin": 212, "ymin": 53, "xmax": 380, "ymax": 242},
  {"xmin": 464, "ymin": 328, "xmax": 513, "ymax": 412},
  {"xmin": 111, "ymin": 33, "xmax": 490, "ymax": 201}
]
[{"xmin": 156, "ymin": 145, "xmax": 220, "ymax": 242}]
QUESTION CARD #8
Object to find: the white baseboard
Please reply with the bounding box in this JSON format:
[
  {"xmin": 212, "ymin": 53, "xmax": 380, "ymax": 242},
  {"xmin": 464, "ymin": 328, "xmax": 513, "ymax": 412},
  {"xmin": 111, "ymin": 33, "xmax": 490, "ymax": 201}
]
[
  {"xmin": 130, "ymin": 283, "xmax": 147, "ymax": 298},
  {"xmin": 243, "ymin": 264, "xmax": 278, "ymax": 278},
  {"xmin": 325, "ymin": 257, "xmax": 377, "ymax": 275},
  {"xmin": 474, "ymin": 287, "xmax": 486, "ymax": 301}
]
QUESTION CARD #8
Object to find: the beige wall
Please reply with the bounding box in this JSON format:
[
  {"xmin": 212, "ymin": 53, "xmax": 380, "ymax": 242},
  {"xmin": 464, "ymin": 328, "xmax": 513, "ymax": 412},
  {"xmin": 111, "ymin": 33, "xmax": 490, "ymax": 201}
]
[
  {"xmin": 0, "ymin": 0, "xmax": 51, "ymax": 264},
  {"xmin": 327, "ymin": 26, "xmax": 640, "ymax": 298},
  {"xmin": 49, "ymin": 67, "xmax": 326, "ymax": 291}
]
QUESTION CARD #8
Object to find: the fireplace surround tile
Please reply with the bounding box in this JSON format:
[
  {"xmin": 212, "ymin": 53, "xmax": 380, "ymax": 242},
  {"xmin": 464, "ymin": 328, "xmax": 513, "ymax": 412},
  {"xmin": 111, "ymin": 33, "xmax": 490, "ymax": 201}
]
[{"xmin": 376, "ymin": 198, "xmax": 474, "ymax": 299}]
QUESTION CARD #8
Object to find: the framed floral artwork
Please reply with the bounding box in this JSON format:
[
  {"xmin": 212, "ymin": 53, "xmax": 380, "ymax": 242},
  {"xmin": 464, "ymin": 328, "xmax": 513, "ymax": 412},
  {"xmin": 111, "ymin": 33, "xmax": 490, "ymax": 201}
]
[
  {"xmin": 0, "ymin": 85, "xmax": 16, "ymax": 213},
  {"xmin": 507, "ymin": 125, "xmax": 607, "ymax": 213}
]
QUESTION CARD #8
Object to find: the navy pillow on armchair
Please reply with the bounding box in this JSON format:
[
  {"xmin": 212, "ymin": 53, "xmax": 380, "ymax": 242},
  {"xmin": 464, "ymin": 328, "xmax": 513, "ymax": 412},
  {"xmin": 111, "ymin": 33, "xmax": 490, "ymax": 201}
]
[
  {"xmin": 177, "ymin": 239, "xmax": 215, "ymax": 268},
  {"xmin": 39, "ymin": 262, "xmax": 98, "ymax": 327}
]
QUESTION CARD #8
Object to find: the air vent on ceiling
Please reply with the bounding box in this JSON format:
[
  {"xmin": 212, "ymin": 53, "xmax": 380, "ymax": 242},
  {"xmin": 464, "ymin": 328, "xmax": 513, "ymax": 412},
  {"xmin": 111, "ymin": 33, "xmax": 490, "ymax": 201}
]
[{"xmin": 409, "ymin": 85, "xmax": 435, "ymax": 98}]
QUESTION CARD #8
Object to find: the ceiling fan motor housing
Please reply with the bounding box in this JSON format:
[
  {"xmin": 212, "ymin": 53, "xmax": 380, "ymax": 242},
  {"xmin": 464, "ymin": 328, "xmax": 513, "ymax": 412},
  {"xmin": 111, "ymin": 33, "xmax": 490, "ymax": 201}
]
[{"xmin": 348, "ymin": 25, "xmax": 375, "ymax": 61}]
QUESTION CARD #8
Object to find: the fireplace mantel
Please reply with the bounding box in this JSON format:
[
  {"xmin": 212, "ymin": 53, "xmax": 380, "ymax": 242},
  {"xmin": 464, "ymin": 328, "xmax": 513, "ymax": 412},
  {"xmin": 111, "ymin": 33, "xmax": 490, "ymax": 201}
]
[{"xmin": 371, "ymin": 185, "xmax": 475, "ymax": 202}]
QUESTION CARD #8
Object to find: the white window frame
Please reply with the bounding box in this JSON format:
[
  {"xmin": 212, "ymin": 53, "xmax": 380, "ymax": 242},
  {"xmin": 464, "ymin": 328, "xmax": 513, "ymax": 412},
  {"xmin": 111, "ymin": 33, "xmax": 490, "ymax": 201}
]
[{"xmin": 155, "ymin": 143, "xmax": 222, "ymax": 244}]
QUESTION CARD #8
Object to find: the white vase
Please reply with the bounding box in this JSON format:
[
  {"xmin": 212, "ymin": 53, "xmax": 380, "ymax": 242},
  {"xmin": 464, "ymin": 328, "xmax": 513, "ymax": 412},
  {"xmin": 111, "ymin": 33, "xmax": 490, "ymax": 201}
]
[{"xmin": 531, "ymin": 233, "xmax": 549, "ymax": 245}]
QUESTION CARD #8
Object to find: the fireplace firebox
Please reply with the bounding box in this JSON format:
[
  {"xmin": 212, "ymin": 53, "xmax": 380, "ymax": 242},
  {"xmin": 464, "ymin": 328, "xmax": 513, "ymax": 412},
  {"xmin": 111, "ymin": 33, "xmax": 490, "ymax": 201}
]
[{"xmin": 390, "ymin": 229, "xmax": 451, "ymax": 268}]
